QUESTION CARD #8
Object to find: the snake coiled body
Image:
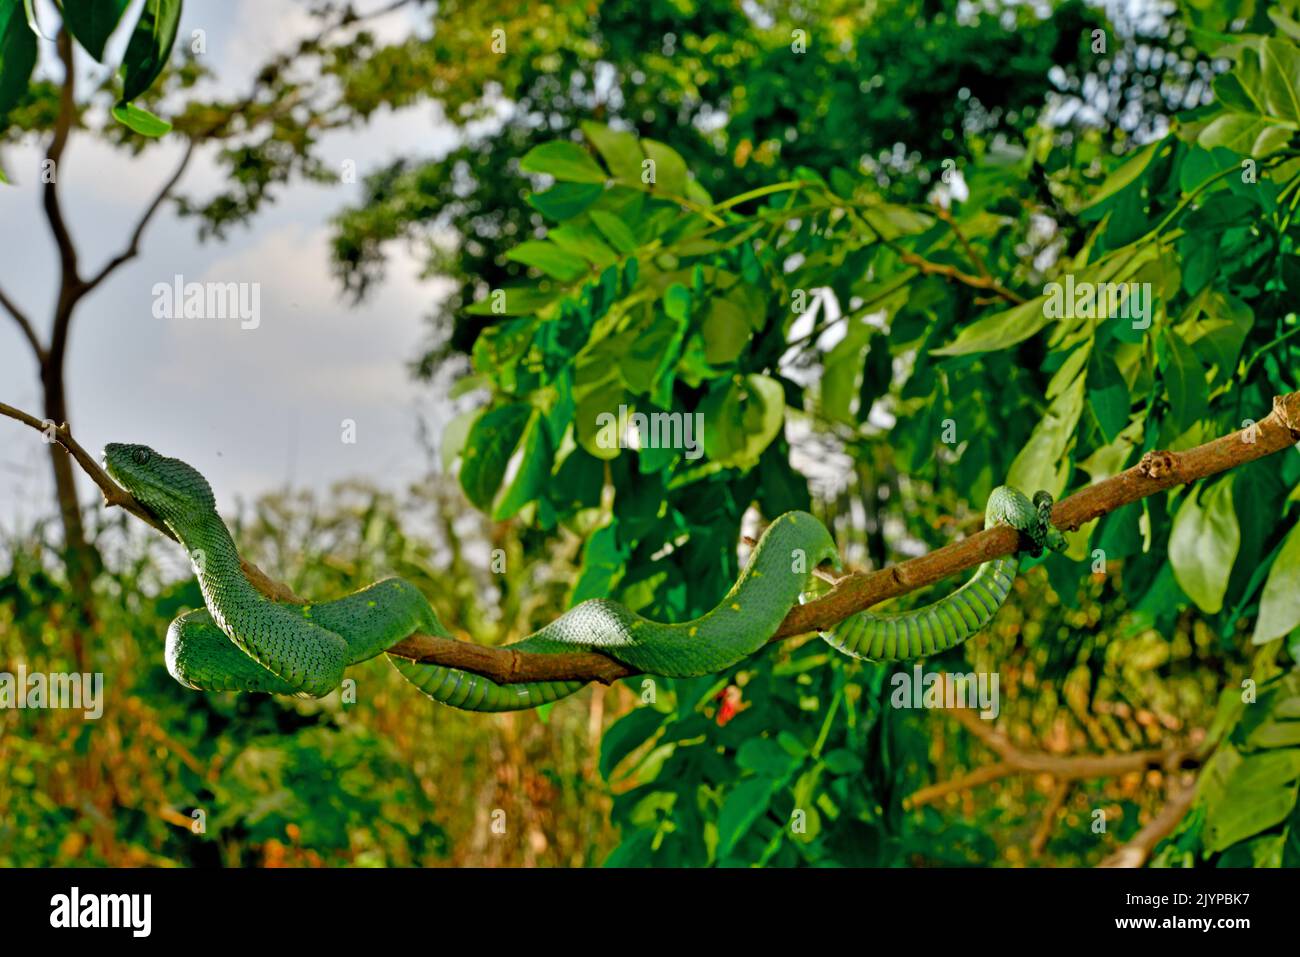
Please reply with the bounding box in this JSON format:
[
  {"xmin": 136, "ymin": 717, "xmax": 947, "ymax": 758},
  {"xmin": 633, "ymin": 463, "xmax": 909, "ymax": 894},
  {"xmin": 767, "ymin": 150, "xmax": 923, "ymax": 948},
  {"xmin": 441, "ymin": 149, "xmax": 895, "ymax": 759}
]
[
  {"xmin": 823, "ymin": 486, "xmax": 1063, "ymax": 660},
  {"xmin": 104, "ymin": 443, "xmax": 1063, "ymax": 712}
]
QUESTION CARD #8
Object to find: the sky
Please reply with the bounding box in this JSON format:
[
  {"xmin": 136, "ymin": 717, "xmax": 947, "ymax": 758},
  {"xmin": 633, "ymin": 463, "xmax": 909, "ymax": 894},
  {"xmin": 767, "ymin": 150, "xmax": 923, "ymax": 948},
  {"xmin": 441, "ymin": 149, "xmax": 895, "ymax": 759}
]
[{"xmin": 0, "ymin": 0, "xmax": 464, "ymax": 533}]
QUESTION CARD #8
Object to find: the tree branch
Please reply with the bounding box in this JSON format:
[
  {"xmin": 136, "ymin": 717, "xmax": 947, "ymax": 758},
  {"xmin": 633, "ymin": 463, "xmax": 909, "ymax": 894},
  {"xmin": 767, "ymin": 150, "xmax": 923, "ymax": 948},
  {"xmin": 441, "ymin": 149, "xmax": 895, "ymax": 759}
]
[
  {"xmin": 935, "ymin": 205, "xmax": 992, "ymax": 280},
  {"xmin": 0, "ymin": 285, "xmax": 44, "ymax": 361},
  {"xmin": 1030, "ymin": 779, "xmax": 1071, "ymax": 858},
  {"xmin": 1097, "ymin": 776, "xmax": 1199, "ymax": 868},
  {"xmin": 1, "ymin": 391, "xmax": 1298, "ymax": 686},
  {"xmin": 905, "ymin": 706, "xmax": 1200, "ymax": 809},
  {"xmin": 892, "ymin": 246, "xmax": 1027, "ymax": 304},
  {"xmin": 82, "ymin": 141, "xmax": 196, "ymax": 294},
  {"xmin": 903, "ymin": 704, "xmax": 1205, "ymax": 863},
  {"xmin": 44, "ymin": 30, "xmax": 81, "ymax": 293}
]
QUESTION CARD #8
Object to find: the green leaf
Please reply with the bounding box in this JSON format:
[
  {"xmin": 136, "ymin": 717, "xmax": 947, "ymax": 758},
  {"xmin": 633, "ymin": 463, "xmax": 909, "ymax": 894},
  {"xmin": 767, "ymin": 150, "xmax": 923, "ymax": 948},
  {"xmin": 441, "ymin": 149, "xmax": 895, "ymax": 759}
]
[
  {"xmin": 520, "ymin": 140, "xmax": 607, "ymax": 184},
  {"xmin": 589, "ymin": 209, "xmax": 639, "ymax": 254},
  {"xmin": 547, "ymin": 224, "xmax": 618, "ymax": 268},
  {"xmin": 822, "ymin": 749, "xmax": 865, "ymax": 775},
  {"xmin": 1081, "ymin": 138, "xmax": 1166, "ymax": 212},
  {"xmin": 1255, "ymin": 37, "xmax": 1300, "ymax": 124},
  {"xmin": 458, "ymin": 404, "xmax": 532, "ymax": 510},
  {"xmin": 1201, "ymin": 747, "xmax": 1300, "ymax": 853},
  {"xmin": 110, "ymin": 101, "xmax": 171, "ymax": 137},
  {"xmin": 1159, "ymin": 327, "xmax": 1208, "ymax": 432},
  {"xmin": 492, "ymin": 410, "xmax": 553, "ymax": 520},
  {"xmin": 701, "ymin": 296, "xmax": 751, "ymax": 364},
  {"xmin": 1253, "ymin": 523, "xmax": 1300, "ymax": 644},
  {"xmin": 63, "ymin": 0, "xmax": 130, "ymax": 62},
  {"xmin": 756, "ymin": 443, "xmax": 811, "ymax": 514},
  {"xmin": 527, "ymin": 182, "xmax": 603, "ymax": 221},
  {"xmin": 120, "ymin": 0, "xmax": 181, "ymax": 103},
  {"xmin": 581, "ymin": 122, "xmax": 644, "ymax": 182},
  {"xmin": 1169, "ymin": 477, "xmax": 1240, "ymax": 615},
  {"xmin": 861, "ymin": 203, "xmax": 933, "ymax": 238},
  {"xmin": 931, "ymin": 296, "xmax": 1050, "ymax": 356},
  {"xmin": 0, "ymin": 4, "xmax": 38, "ymax": 121},
  {"xmin": 641, "ymin": 138, "xmax": 689, "ymax": 198},
  {"xmin": 737, "ymin": 738, "xmax": 802, "ymax": 778},
  {"xmin": 1270, "ymin": 9, "xmax": 1300, "ymax": 44},
  {"xmin": 573, "ymin": 363, "xmax": 625, "ymax": 461},
  {"xmin": 700, "ymin": 373, "xmax": 787, "ymax": 470},
  {"xmin": 439, "ymin": 408, "xmax": 478, "ymax": 474},
  {"xmin": 571, "ymin": 523, "xmax": 628, "ymax": 604},
  {"xmin": 663, "ymin": 283, "xmax": 691, "ymax": 322},
  {"xmin": 1007, "ymin": 371, "xmax": 1085, "ymax": 497},
  {"xmin": 1086, "ymin": 350, "xmax": 1129, "ymax": 442},
  {"xmin": 717, "ymin": 777, "xmax": 778, "ymax": 857},
  {"xmin": 1197, "ymin": 112, "xmax": 1294, "ymax": 156},
  {"xmin": 464, "ymin": 285, "xmax": 558, "ymax": 317},
  {"xmin": 1182, "ymin": 289, "xmax": 1252, "ymax": 382},
  {"xmin": 505, "ymin": 240, "xmax": 588, "ymax": 282},
  {"xmin": 599, "ymin": 706, "xmax": 666, "ymax": 780},
  {"xmin": 822, "ymin": 316, "xmax": 875, "ymax": 425}
]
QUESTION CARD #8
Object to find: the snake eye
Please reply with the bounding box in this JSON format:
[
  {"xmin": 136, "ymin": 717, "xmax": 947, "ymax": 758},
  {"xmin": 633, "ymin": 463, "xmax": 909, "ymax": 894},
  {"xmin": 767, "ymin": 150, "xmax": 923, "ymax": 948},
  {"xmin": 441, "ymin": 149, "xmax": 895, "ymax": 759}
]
[{"xmin": 133, "ymin": 448, "xmax": 151, "ymax": 466}]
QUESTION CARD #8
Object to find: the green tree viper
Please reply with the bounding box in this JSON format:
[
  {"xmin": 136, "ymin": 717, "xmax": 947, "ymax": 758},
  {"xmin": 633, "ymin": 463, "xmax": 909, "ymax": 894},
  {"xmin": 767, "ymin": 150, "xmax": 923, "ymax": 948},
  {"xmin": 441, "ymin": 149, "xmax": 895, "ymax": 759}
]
[{"xmin": 103, "ymin": 443, "xmax": 1065, "ymax": 712}]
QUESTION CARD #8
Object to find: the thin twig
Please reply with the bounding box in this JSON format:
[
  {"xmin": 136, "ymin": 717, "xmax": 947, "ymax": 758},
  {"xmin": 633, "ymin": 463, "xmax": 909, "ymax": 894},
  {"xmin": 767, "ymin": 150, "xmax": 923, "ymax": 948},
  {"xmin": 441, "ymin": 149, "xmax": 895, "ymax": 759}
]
[
  {"xmin": 905, "ymin": 706, "xmax": 1199, "ymax": 809},
  {"xmin": 1030, "ymin": 779, "xmax": 1071, "ymax": 858},
  {"xmin": 0, "ymin": 285, "xmax": 44, "ymax": 361},
  {"xmin": 1097, "ymin": 777, "xmax": 1199, "ymax": 868},
  {"xmin": 936, "ymin": 206, "xmax": 992, "ymax": 279},
  {"xmin": 44, "ymin": 30, "xmax": 80, "ymax": 290},
  {"xmin": 82, "ymin": 142, "xmax": 196, "ymax": 293}
]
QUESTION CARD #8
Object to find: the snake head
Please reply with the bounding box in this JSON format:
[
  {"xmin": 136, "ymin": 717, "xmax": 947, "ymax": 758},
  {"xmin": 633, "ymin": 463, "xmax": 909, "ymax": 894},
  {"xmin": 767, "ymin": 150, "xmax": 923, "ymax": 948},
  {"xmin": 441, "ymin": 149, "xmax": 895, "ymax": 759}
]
[
  {"xmin": 1025, "ymin": 490, "xmax": 1067, "ymax": 557},
  {"xmin": 103, "ymin": 443, "xmax": 217, "ymax": 526}
]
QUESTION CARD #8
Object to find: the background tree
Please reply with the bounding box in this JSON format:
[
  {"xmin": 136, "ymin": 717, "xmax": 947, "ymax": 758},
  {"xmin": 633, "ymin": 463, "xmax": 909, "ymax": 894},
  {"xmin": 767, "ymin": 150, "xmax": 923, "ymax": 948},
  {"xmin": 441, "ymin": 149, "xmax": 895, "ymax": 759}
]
[
  {"xmin": 325, "ymin": 0, "xmax": 1217, "ymax": 368},
  {"xmin": 0, "ymin": 0, "xmax": 417, "ymax": 636}
]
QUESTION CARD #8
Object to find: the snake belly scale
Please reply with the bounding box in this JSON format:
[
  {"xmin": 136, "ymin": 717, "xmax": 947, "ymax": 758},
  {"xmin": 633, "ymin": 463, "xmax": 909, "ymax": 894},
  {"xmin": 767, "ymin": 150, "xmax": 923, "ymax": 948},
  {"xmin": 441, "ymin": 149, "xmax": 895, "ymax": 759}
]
[{"xmin": 104, "ymin": 443, "xmax": 1064, "ymax": 712}]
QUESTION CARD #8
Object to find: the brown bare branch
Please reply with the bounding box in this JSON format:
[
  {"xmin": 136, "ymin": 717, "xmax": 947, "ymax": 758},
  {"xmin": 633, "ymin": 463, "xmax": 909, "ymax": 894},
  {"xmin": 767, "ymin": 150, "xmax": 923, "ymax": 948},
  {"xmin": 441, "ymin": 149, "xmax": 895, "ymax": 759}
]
[
  {"xmin": 82, "ymin": 142, "xmax": 196, "ymax": 294},
  {"xmin": 1030, "ymin": 779, "xmax": 1071, "ymax": 858},
  {"xmin": 905, "ymin": 707, "xmax": 1199, "ymax": 809},
  {"xmin": 44, "ymin": 30, "xmax": 81, "ymax": 292},
  {"xmin": 775, "ymin": 391, "xmax": 1300, "ymax": 642},
  {"xmin": 903, "ymin": 703, "xmax": 1204, "ymax": 862},
  {"xmin": 1097, "ymin": 777, "xmax": 1199, "ymax": 868},
  {"xmin": 873, "ymin": 224, "xmax": 1025, "ymax": 304},
  {"xmin": 0, "ymin": 285, "xmax": 44, "ymax": 361}
]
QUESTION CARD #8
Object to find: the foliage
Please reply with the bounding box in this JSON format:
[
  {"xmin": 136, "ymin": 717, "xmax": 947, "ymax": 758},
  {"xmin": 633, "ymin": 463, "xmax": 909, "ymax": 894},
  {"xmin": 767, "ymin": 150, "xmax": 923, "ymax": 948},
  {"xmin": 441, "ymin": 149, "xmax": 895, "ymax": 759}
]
[
  {"xmin": 0, "ymin": 0, "xmax": 180, "ymax": 137},
  {"xmin": 328, "ymin": 0, "xmax": 1215, "ymax": 364},
  {"xmin": 441, "ymin": 7, "xmax": 1300, "ymax": 864}
]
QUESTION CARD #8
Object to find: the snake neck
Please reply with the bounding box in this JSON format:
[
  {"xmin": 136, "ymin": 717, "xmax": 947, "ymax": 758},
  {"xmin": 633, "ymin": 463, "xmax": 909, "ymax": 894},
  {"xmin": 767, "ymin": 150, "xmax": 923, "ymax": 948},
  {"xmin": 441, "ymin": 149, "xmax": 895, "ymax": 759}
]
[{"xmin": 168, "ymin": 511, "xmax": 265, "ymax": 634}]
